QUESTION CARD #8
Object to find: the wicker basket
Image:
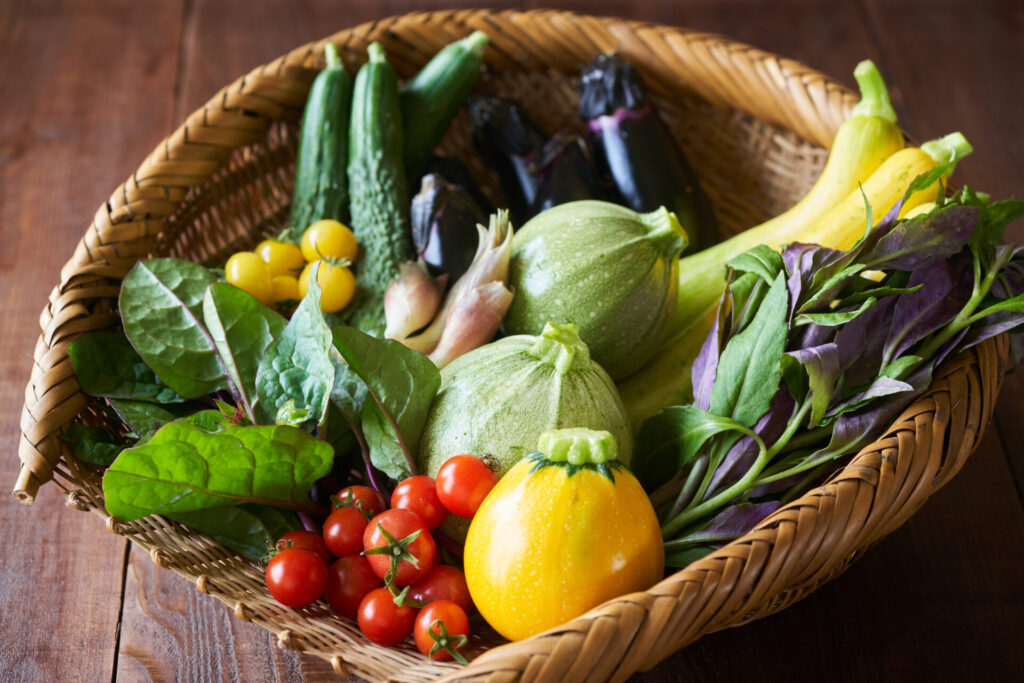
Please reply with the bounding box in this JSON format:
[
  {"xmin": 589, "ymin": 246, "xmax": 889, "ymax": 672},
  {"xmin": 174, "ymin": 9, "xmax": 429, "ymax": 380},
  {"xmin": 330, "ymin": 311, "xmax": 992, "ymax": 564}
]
[{"xmin": 13, "ymin": 9, "xmax": 1010, "ymax": 682}]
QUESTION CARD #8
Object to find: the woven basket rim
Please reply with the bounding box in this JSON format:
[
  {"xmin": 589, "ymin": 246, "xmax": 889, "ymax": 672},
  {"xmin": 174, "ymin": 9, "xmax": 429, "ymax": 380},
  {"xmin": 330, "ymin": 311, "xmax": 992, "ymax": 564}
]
[{"xmin": 12, "ymin": 9, "xmax": 1010, "ymax": 682}]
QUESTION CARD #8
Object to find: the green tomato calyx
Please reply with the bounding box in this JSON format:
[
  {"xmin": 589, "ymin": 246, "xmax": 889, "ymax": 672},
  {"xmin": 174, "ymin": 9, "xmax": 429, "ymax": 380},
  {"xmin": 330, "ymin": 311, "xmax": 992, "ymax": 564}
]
[
  {"xmin": 527, "ymin": 322, "xmax": 591, "ymax": 374},
  {"xmin": 538, "ymin": 428, "xmax": 617, "ymax": 466}
]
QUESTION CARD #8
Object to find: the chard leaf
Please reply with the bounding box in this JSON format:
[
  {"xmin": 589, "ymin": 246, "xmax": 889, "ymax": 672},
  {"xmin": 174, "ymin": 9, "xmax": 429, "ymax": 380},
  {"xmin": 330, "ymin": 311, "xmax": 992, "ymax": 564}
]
[
  {"xmin": 102, "ymin": 421, "xmax": 332, "ymax": 521},
  {"xmin": 67, "ymin": 330, "xmax": 185, "ymax": 403},
  {"xmin": 796, "ymin": 298, "xmax": 878, "ymax": 327},
  {"xmin": 256, "ymin": 264, "xmax": 335, "ymax": 427},
  {"xmin": 332, "ymin": 326, "xmax": 441, "ymax": 480},
  {"xmin": 168, "ymin": 504, "xmax": 300, "ymax": 560},
  {"xmin": 120, "ymin": 259, "xmax": 225, "ymax": 398},
  {"xmin": 727, "ymin": 245, "xmax": 784, "ymax": 285},
  {"xmin": 63, "ymin": 422, "xmax": 124, "ymax": 467},
  {"xmin": 709, "ymin": 273, "xmax": 788, "ymax": 428},
  {"xmin": 108, "ymin": 398, "xmax": 196, "ymax": 438},
  {"xmin": 635, "ymin": 405, "xmax": 759, "ymax": 491},
  {"xmin": 883, "ymin": 254, "xmax": 973, "ymax": 363},
  {"xmin": 204, "ymin": 283, "xmax": 287, "ymax": 413},
  {"xmin": 785, "ymin": 344, "xmax": 840, "ymax": 427}
]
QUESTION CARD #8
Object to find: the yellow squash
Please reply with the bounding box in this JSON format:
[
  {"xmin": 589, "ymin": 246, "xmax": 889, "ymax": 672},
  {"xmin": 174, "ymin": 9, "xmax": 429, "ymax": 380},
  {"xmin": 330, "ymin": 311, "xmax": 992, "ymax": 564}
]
[{"xmin": 464, "ymin": 428, "xmax": 664, "ymax": 641}]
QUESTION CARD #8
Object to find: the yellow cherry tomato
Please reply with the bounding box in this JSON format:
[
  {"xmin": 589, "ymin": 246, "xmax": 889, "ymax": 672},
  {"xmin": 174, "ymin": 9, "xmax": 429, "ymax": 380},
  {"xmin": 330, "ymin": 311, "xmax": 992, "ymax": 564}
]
[
  {"xmin": 225, "ymin": 251, "xmax": 273, "ymax": 304},
  {"xmin": 299, "ymin": 261, "xmax": 356, "ymax": 313},
  {"xmin": 301, "ymin": 219, "xmax": 358, "ymax": 263},
  {"xmin": 464, "ymin": 428, "xmax": 664, "ymax": 641},
  {"xmin": 255, "ymin": 239, "xmax": 305, "ymax": 277},
  {"xmin": 271, "ymin": 275, "xmax": 301, "ymax": 304}
]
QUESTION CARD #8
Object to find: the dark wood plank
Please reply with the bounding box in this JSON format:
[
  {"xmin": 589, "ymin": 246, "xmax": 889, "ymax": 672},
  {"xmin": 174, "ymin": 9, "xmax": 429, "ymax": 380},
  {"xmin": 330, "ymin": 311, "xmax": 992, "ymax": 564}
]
[{"xmin": 0, "ymin": 0, "xmax": 184, "ymax": 680}]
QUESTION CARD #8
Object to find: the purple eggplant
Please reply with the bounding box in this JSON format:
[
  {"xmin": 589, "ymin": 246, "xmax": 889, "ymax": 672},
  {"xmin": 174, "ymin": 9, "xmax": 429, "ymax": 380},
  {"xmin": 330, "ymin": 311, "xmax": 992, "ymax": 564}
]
[
  {"xmin": 529, "ymin": 133, "xmax": 609, "ymax": 215},
  {"xmin": 579, "ymin": 52, "xmax": 718, "ymax": 251},
  {"xmin": 467, "ymin": 96, "xmax": 543, "ymax": 225},
  {"xmin": 420, "ymin": 155, "xmax": 494, "ymax": 216},
  {"xmin": 411, "ymin": 172, "xmax": 488, "ymax": 282}
]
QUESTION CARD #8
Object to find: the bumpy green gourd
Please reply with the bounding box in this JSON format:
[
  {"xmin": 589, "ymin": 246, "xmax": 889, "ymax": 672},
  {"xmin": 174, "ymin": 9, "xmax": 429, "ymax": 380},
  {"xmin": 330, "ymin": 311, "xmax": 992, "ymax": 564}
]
[
  {"xmin": 416, "ymin": 322, "xmax": 633, "ymax": 479},
  {"xmin": 504, "ymin": 200, "xmax": 688, "ymax": 380}
]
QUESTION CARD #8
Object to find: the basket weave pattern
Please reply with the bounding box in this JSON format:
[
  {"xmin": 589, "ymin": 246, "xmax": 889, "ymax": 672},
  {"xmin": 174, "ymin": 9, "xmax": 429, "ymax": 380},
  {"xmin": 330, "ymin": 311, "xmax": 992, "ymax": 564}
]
[{"xmin": 14, "ymin": 10, "xmax": 1009, "ymax": 682}]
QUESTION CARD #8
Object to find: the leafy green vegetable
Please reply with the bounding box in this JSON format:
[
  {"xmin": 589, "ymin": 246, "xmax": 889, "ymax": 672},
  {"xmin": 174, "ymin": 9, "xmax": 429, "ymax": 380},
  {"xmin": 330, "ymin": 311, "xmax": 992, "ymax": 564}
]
[
  {"xmin": 332, "ymin": 326, "xmax": 440, "ymax": 480},
  {"xmin": 120, "ymin": 259, "xmax": 226, "ymax": 398},
  {"xmin": 108, "ymin": 398, "xmax": 196, "ymax": 438},
  {"xmin": 256, "ymin": 264, "xmax": 335, "ymax": 427},
  {"xmin": 168, "ymin": 504, "xmax": 300, "ymax": 560},
  {"xmin": 67, "ymin": 330, "xmax": 184, "ymax": 403},
  {"xmin": 203, "ymin": 283, "xmax": 287, "ymax": 419},
  {"xmin": 63, "ymin": 422, "xmax": 124, "ymax": 467},
  {"xmin": 102, "ymin": 421, "xmax": 332, "ymax": 521}
]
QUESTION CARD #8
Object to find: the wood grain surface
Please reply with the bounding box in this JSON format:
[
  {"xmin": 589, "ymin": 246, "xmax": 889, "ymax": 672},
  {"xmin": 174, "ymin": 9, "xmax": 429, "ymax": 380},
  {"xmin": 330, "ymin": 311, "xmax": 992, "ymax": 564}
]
[{"xmin": 2, "ymin": 0, "xmax": 1023, "ymax": 681}]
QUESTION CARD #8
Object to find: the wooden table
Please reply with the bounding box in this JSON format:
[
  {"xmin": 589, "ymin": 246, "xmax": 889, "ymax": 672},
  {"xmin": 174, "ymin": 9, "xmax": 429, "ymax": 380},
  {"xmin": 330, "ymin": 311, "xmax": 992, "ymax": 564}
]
[{"xmin": 2, "ymin": 1, "xmax": 1023, "ymax": 680}]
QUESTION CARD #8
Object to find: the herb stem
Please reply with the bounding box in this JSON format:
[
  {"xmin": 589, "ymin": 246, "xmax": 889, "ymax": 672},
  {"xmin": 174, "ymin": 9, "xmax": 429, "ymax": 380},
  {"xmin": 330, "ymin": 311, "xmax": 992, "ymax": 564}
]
[{"xmin": 667, "ymin": 455, "xmax": 708, "ymax": 520}]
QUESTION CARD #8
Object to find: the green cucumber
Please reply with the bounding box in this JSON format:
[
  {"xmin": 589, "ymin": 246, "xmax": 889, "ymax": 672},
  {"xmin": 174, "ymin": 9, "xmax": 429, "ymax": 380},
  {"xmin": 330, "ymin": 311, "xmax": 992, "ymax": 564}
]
[
  {"xmin": 347, "ymin": 42, "xmax": 414, "ymax": 334},
  {"xmin": 400, "ymin": 31, "xmax": 489, "ymax": 177},
  {"xmin": 288, "ymin": 43, "xmax": 352, "ymax": 233}
]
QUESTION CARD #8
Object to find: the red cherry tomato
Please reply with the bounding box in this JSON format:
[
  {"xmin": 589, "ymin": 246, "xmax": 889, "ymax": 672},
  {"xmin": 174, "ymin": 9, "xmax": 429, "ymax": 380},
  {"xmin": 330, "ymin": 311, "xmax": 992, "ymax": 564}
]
[
  {"xmin": 265, "ymin": 548, "xmax": 327, "ymax": 608},
  {"xmin": 357, "ymin": 587, "xmax": 416, "ymax": 646},
  {"xmin": 391, "ymin": 475, "xmax": 448, "ymax": 530},
  {"xmin": 435, "ymin": 454, "xmax": 499, "ymax": 519},
  {"xmin": 322, "ymin": 505, "xmax": 369, "ymax": 558},
  {"xmin": 276, "ymin": 529, "xmax": 331, "ymax": 565},
  {"xmin": 363, "ymin": 509, "xmax": 437, "ymax": 586},
  {"xmin": 324, "ymin": 555, "xmax": 382, "ymax": 620},
  {"xmin": 332, "ymin": 485, "xmax": 387, "ymax": 517},
  {"xmin": 414, "ymin": 600, "xmax": 470, "ymax": 662},
  {"xmin": 408, "ymin": 564, "xmax": 474, "ymax": 614}
]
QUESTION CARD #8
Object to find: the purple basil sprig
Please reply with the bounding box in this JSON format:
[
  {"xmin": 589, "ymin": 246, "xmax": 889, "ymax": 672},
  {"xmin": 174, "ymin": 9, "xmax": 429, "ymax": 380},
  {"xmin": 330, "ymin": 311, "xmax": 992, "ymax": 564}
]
[{"xmin": 639, "ymin": 181, "xmax": 1024, "ymax": 565}]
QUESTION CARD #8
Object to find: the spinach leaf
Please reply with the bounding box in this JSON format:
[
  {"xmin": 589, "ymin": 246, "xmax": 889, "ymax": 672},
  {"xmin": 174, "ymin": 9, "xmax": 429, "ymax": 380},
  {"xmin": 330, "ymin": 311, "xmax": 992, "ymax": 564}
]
[
  {"xmin": 67, "ymin": 330, "xmax": 184, "ymax": 403},
  {"xmin": 256, "ymin": 264, "xmax": 334, "ymax": 427},
  {"xmin": 332, "ymin": 326, "xmax": 441, "ymax": 480},
  {"xmin": 204, "ymin": 283, "xmax": 287, "ymax": 417},
  {"xmin": 63, "ymin": 422, "xmax": 125, "ymax": 467},
  {"xmin": 709, "ymin": 273, "xmax": 788, "ymax": 428},
  {"xmin": 168, "ymin": 504, "xmax": 300, "ymax": 560},
  {"xmin": 102, "ymin": 421, "xmax": 332, "ymax": 521},
  {"xmin": 120, "ymin": 259, "xmax": 226, "ymax": 398},
  {"xmin": 108, "ymin": 398, "xmax": 196, "ymax": 438}
]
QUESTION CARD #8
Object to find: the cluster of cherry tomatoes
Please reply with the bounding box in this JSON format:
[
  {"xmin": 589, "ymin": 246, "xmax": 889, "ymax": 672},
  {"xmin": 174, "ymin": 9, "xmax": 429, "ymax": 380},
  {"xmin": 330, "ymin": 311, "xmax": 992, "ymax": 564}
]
[
  {"xmin": 225, "ymin": 219, "xmax": 358, "ymax": 313},
  {"xmin": 264, "ymin": 455, "xmax": 499, "ymax": 663}
]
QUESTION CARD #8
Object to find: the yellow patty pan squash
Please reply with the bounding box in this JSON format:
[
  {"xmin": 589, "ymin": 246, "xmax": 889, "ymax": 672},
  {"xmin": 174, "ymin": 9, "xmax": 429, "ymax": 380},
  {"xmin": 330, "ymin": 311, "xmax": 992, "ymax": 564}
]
[{"xmin": 464, "ymin": 428, "xmax": 664, "ymax": 641}]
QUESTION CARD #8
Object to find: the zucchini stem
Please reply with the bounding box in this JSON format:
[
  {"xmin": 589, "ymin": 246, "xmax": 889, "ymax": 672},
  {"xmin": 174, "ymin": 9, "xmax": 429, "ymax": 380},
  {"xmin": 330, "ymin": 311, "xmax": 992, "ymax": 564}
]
[{"xmin": 850, "ymin": 60, "xmax": 896, "ymax": 123}]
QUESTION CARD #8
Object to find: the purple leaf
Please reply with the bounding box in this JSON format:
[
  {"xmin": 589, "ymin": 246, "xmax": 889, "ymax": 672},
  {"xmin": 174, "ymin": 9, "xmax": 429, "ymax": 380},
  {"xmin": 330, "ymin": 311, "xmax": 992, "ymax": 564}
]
[
  {"xmin": 863, "ymin": 206, "xmax": 980, "ymax": 270},
  {"xmin": 707, "ymin": 387, "xmax": 795, "ymax": 496},
  {"xmin": 783, "ymin": 243, "xmax": 841, "ymax": 317},
  {"xmin": 826, "ymin": 375, "xmax": 915, "ymax": 418},
  {"xmin": 687, "ymin": 502, "xmax": 783, "ymax": 544},
  {"xmin": 884, "ymin": 253, "xmax": 973, "ymax": 364},
  {"xmin": 834, "ymin": 295, "xmax": 898, "ymax": 390},
  {"xmin": 786, "ymin": 343, "xmax": 840, "ymax": 426},
  {"xmin": 692, "ymin": 297, "xmax": 726, "ymax": 412},
  {"xmin": 960, "ymin": 311, "xmax": 1024, "ymax": 351}
]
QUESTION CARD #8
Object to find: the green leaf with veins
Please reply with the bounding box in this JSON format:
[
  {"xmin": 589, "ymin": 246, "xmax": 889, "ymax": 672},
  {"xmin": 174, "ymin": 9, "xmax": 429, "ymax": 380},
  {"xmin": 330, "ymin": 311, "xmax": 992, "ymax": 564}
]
[
  {"xmin": 168, "ymin": 504, "xmax": 300, "ymax": 560},
  {"xmin": 256, "ymin": 263, "xmax": 335, "ymax": 426},
  {"xmin": 102, "ymin": 421, "xmax": 332, "ymax": 521},
  {"xmin": 108, "ymin": 398, "xmax": 197, "ymax": 438},
  {"xmin": 332, "ymin": 326, "xmax": 441, "ymax": 480},
  {"xmin": 119, "ymin": 259, "xmax": 225, "ymax": 398},
  {"xmin": 67, "ymin": 330, "xmax": 185, "ymax": 403},
  {"xmin": 62, "ymin": 422, "xmax": 125, "ymax": 468},
  {"xmin": 203, "ymin": 283, "xmax": 287, "ymax": 415}
]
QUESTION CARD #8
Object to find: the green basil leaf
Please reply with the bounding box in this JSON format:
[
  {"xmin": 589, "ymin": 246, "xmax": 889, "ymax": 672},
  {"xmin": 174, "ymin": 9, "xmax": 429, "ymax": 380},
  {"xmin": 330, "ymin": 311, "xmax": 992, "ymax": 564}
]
[
  {"xmin": 256, "ymin": 264, "xmax": 335, "ymax": 426},
  {"xmin": 108, "ymin": 398, "xmax": 196, "ymax": 438},
  {"xmin": 168, "ymin": 504, "xmax": 300, "ymax": 560},
  {"xmin": 62, "ymin": 422, "xmax": 125, "ymax": 468},
  {"xmin": 332, "ymin": 326, "xmax": 441, "ymax": 480},
  {"xmin": 102, "ymin": 421, "xmax": 332, "ymax": 521},
  {"xmin": 635, "ymin": 405, "xmax": 758, "ymax": 491},
  {"xmin": 67, "ymin": 330, "xmax": 184, "ymax": 403},
  {"xmin": 727, "ymin": 245, "xmax": 784, "ymax": 285},
  {"xmin": 710, "ymin": 273, "xmax": 788, "ymax": 428},
  {"xmin": 120, "ymin": 259, "xmax": 225, "ymax": 398},
  {"xmin": 795, "ymin": 297, "xmax": 878, "ymax": 327},
  {"xmin": 203, "ymin": 283, "xmax": 287, "ymax": 414}
]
